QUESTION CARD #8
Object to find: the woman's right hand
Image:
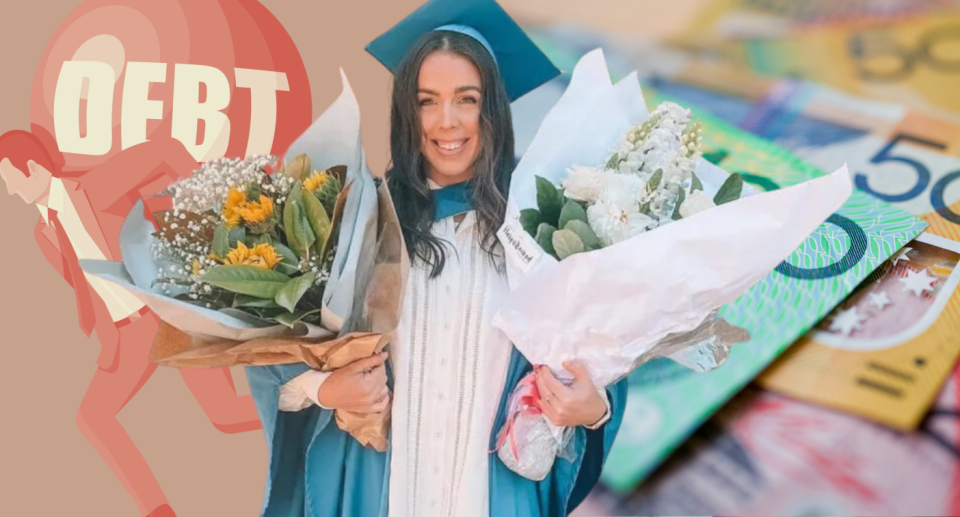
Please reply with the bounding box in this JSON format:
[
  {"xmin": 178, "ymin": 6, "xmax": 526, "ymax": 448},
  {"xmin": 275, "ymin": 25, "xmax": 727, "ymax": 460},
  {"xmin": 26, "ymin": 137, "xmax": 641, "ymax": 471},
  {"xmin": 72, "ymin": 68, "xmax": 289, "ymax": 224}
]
[{"xmin": 317, "ymin": 352, "xmax": 390, "ymax": 413}]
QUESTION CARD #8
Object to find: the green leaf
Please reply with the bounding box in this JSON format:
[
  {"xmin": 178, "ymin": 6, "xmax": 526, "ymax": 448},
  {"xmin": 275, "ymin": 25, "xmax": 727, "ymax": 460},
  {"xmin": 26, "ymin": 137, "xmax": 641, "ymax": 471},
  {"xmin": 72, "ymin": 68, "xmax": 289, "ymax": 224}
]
[
  {"xmin": 519, "ymin": 209, "xmax": 543, "ymax": 237},
  {"xmin": 247, "ymin": 306, "xmax": 287, "ymax": 320},
  {"xmin": 283, "ymin": 183, "xmax": 299, "ymax": 250},
  {"xmin": 535, "ymin": 223, "xmax": 557, "ymax": 258},
  {"xmin": 273, "ymin": 242, "xmax": 299, "ymax": 265},
  {"xmin": 276, "ymin": 262, "xmax": 301, "ymax": 276},
  {"xmin": 647, "ymin": 169, "xmax": 663, "ymax": 192},
  {"xmin": 301, "ymin": 188, "xmax": 332, "ymax": 258},
  {"xmin": 212, "ymin": 223, "xmax": 230, "ymax": 258},
  {"xmin": 535, "ymin": 176, "xmax": 563, "ymax": 226},
  {"xmin": 691, "ymin": 172, "xmax": 704, "ymax": 192},
  {"xmin": 228, "ymin": 225, "xmax": 247, "ymax": 247},
  {"xmin": 275, "ymin": 271, "xmax": 317, "ymax": 313},
  {"xmin": 233, "ymin": 295, "xmax": 281, "ymax": 309},
  {"xmin": 273, "ymin": 309, "xmax": 320, "ymax": 328},
  {"xmin": 714, "ymin": 173, "xmax": 744, "ymax": 205},
  {"xmin": 564, "ymin": 220, "xmax": 602, "ymax": 250},
  {"xmin": 552, "ymin": 229, "xmax": 585, "ymax": 260},
  {"xmin": 202, "ymin": 265, "xmax": 291, "ymax": 299},
  {"xmin": 282, "ymin": 183, "xmax": 316, "ymax": 258},
  {"xmin": 672, "ymin": 188, "xmax": 686, "ymax": 220},
  {"xmin": 558, "ymin": 200, "xmax": 588, "ymax": 229},
  {"xmin": 605, "ymin": 153, "xmax": 620, "ymax": 170}
]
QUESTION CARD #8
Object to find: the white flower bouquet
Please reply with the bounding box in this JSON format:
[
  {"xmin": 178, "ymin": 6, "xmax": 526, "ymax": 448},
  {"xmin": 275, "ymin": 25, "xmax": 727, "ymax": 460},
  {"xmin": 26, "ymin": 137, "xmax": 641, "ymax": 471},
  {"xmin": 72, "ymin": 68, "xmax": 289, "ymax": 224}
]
[
  {"xmin": 518, "ymin": 101, "xmax": 741, "ymax": 260},
  {"xmin": 491, "ymin": 49, "xmax": 853, "ymax": 479}
]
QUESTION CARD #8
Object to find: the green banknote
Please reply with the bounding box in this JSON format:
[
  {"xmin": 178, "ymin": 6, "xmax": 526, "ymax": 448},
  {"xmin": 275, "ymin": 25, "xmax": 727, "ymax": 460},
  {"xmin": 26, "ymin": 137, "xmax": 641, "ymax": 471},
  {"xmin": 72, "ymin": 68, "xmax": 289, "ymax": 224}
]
[{"xmin": 598, "ymin": 98, "xmax": 927, "ymax": 492}]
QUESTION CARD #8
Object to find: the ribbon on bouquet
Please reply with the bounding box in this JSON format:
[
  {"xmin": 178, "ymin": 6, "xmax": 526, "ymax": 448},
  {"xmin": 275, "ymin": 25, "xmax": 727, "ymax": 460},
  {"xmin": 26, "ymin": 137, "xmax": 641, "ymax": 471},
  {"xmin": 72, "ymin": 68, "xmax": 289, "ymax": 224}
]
[{"xmin": 493, "ymin": 367, "xmax": 544, "ymax": 461}]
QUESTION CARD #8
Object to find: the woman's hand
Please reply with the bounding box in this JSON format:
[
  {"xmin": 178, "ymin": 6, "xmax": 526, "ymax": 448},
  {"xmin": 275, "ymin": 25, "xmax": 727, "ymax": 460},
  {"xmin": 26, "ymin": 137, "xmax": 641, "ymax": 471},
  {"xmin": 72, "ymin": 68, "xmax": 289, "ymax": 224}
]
[
  {"xmin": 535, "ymin": 361, "xmax": 607, "ymax": 428},
  {"xmin": 317, "ymin": 352, "xmax": 390, "ymax": 414}
]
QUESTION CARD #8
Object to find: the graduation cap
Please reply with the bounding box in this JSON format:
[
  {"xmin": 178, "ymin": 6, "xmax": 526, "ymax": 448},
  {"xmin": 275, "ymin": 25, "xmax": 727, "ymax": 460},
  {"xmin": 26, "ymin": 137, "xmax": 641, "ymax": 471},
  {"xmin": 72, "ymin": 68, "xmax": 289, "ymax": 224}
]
[{"xmin": 365, "ymin": 0, "xmax": 561, "ymax": 102}]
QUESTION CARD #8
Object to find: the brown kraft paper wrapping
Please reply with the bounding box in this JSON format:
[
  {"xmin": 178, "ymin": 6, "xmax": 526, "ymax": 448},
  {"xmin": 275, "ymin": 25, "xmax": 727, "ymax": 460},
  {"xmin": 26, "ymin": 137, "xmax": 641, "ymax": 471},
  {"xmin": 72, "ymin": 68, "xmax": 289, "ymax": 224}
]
[{"xmin": 149, "ymin": 181, "xmax": 407, "ymax": 452}]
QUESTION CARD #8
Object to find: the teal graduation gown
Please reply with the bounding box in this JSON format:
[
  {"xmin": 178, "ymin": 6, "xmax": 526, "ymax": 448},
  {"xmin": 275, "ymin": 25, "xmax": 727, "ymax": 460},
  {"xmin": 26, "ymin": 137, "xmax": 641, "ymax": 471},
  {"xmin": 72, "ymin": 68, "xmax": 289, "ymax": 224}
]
[{"xmin": 245, "ymin": 349, "xmax": 626, "ymax": 517}]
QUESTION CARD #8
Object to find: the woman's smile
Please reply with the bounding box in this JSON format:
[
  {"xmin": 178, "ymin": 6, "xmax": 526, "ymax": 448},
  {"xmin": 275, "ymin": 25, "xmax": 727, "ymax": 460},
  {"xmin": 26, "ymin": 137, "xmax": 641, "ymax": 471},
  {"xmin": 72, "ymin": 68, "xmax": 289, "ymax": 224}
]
[{"xmin": 433, "ymin": 138, "xmax": 469, "ymax": 154}]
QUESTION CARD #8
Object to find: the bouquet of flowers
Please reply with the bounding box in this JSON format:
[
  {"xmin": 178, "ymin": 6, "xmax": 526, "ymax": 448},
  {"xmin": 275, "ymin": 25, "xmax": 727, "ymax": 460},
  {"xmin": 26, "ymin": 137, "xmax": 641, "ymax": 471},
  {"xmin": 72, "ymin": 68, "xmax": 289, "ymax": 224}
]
[
  {"xmin": 80, "ymin": 70, "xmax": 406, "ymax": 451},
  {"xmin": 518, "ymin": 101, "xmax": 744, "ymax": 260},
  {"xmin": 491, "ymin": 49, "xmax": 853, "ymax": 479},
  {"xmin": 150, "ymin": 152, "xmax": 347, "ymax": 330}
]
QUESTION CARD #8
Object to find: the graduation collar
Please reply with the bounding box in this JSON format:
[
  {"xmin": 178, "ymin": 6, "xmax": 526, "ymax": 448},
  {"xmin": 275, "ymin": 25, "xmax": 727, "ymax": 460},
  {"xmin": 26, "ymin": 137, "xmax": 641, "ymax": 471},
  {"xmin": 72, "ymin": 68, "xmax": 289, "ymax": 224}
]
[{"xmin": 430, "ymin": 180, "xmax": 474, "ymax": 221}]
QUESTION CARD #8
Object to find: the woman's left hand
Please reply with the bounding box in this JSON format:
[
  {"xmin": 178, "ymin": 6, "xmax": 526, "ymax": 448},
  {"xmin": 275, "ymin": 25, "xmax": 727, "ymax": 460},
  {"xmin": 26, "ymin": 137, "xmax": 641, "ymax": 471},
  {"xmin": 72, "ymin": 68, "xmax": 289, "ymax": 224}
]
[{"xmin": 535, "ymin": 361, "xmax": 607, "ymax": 428}]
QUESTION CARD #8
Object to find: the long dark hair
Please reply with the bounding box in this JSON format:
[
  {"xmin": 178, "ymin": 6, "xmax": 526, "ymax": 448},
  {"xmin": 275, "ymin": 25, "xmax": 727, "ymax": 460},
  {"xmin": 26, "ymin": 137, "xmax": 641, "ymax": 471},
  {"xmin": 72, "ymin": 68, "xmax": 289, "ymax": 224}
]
[{"xmin": 386, "ymin": 30, "xmax": 515, "ymax": 278}]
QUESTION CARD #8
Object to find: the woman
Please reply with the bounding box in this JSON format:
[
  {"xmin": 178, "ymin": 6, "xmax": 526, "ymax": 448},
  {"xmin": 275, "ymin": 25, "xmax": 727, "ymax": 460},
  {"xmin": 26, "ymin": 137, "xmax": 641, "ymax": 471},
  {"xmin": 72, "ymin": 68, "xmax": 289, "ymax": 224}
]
[{"xmin": 246, "ymin": 1, "xmax": 626, "ymax": 516}]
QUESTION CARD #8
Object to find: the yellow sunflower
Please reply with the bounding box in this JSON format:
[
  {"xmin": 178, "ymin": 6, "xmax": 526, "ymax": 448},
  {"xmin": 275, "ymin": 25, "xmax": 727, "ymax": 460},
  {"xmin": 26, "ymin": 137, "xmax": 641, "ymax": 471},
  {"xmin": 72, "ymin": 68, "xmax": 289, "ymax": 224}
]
[
  {"xmin": 238, "ymin": 195, "xmax": 274, "ymax": 224},
  {"xmin": 222, "ymin": 187, "xmax": 247, "ymax": 227},
  {"xmin": 224, "ymin": 242, "xmax": 282, "ymax": 270},
  {"xmin": 303, "ymin": 171, "xmax": 331, "ymax": 193}
]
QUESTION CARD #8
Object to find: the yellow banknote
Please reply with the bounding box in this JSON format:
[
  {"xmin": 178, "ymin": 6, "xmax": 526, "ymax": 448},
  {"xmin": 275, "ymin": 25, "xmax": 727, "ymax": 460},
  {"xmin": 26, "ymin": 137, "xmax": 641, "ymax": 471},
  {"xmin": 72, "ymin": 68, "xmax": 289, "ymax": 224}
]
[
  {"xmin": 759, "ymin": 211, "xmax": 960, "ymax": 430},
  {"xmin": 708, "ymin": 12, "xmax": 960, "ymax": 119}
]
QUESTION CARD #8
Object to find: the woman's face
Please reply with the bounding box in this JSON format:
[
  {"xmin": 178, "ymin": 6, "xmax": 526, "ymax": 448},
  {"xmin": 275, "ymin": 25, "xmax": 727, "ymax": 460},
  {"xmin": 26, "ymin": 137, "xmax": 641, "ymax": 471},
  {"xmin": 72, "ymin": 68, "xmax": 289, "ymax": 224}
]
[{"xmin": 417, "ymin": 51, "xmax": 482, "ymax": 187}]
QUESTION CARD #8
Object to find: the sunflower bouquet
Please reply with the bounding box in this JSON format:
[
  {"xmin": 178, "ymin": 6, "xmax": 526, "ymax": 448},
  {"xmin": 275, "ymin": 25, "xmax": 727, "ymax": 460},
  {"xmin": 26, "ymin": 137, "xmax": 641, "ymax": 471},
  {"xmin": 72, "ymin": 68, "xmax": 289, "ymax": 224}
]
[
  {"xmin": 79, "ymin": 71, "xmax": 406, "ymax": 451},
  {"xmin": 151, "ymin": 153, "xmax": 348, "ymax": 328}
]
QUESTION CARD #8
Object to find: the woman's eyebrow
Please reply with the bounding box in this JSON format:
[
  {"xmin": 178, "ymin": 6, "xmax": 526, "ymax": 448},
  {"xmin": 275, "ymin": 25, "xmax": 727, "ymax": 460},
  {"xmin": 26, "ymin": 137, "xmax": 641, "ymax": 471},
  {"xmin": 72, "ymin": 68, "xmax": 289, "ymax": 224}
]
[{"xmin": 417, "ymin": 86, "xmax": 482, "ymax": 95}]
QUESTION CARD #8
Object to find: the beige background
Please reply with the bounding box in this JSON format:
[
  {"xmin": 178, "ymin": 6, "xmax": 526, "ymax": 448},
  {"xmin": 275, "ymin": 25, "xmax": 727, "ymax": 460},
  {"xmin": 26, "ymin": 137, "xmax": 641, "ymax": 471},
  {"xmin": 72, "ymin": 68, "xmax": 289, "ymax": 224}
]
[{"xmin": 0, "ymin": 1, "xmax": 701, "ymax": 515}]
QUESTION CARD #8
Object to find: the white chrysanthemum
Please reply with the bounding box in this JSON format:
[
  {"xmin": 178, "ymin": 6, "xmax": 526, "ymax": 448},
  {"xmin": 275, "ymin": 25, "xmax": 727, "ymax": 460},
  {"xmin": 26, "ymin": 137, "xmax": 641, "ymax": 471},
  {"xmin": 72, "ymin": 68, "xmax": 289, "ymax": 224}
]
[
  {"xmin": 587, "ymin": 197, "xmax": 653, "ymax": 246},
  {"xmin": 602, "ymin": 173, "xmax": 645, "ymax": 207},
  {"xmin": 562, "ymin": 165, "xmax": 606, "ymax": 203},
  {"xmin": 679, "ymin": 189, "xmax": 716, "ymax": 219}
]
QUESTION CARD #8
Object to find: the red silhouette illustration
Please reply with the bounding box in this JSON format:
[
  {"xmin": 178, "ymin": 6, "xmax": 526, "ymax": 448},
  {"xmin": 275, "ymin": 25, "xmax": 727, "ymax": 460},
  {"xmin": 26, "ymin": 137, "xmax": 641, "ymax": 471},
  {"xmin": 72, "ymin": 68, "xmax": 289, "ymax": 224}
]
[{"xmin": 0, "ymin": 1, "xmax": 312, "ymax": 515}]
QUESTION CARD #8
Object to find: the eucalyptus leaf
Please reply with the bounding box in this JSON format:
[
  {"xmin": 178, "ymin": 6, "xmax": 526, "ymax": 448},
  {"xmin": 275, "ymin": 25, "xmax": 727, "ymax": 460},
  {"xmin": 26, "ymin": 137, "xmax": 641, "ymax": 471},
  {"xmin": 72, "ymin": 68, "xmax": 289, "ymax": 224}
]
[
  {"xmin": 212, "ymin": 223, "xmax": 230, "ymax": 258},
  {"xmin": 535, "ymin": 223, "xmax": 557, "ymax": 258},
  {"xmin": 672, "ymin": 188, "xmax": 686, "ymax": 220},
  {"xmin": 552, "ymin": 229, "xmax": 585, "ymax": 260},
  {"xmin": 275, "ymin": 271, "xmax": 317, "ymax": 313},
  {"xmin": 564, "ymin": 220, "xmax": 602, "ymax": 250},
  {"xmin": 535, "ymin": 176, "xmax": 562, "ymax": 226},
  {"xmin": 519, "ymin": 209, "xmax": 543, "ymax": 237},
  {"xmin": 201, "ymin": 265, "xmax": 291, "ymax": 299},
  {"xmin": 558, "ymin": 200, "xmax": 588, "ymax": 229},
  {"xmin": 714, "ymin": 173, "xmax": 744, "ymax": 205}
]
